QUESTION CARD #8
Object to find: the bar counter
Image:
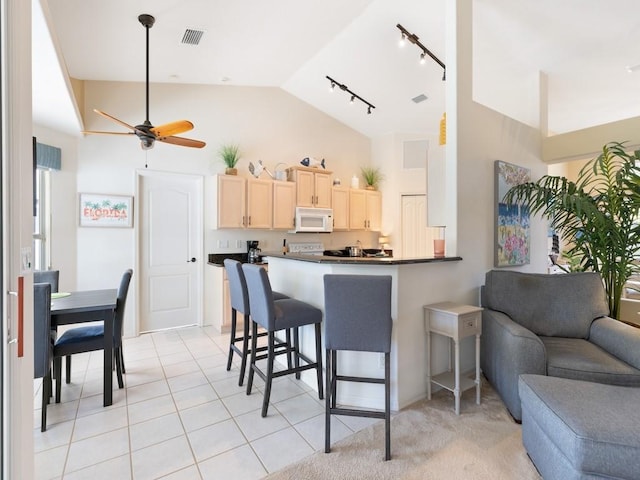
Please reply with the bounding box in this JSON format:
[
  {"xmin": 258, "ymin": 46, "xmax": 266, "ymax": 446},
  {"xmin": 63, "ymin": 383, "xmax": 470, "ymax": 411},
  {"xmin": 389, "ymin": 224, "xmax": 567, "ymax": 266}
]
[{"xmin": 264, "ymin": 252, "xmax": 469, "ymax": 412}]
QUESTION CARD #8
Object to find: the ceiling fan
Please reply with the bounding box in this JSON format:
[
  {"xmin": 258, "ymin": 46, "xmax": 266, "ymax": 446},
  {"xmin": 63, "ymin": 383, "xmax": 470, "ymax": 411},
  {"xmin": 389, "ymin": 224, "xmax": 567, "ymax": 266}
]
[{"xmin": 82, "ymin": 14, "xmax": 206, "ymax": 150}]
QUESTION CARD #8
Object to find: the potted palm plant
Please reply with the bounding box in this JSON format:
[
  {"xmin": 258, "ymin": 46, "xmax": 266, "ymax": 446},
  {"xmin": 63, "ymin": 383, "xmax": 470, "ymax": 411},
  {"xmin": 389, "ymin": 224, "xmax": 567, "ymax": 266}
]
[
  {"xmin": 503, "ymin": 142, "xmax": 640, "ymax": 319},
  {"xmin": 219, "ymin": 144, "xmax": 240, "ymax": 175},
  {"xmin": 361, "ymin": 166, "xmax": 384, "ymax": 190}
]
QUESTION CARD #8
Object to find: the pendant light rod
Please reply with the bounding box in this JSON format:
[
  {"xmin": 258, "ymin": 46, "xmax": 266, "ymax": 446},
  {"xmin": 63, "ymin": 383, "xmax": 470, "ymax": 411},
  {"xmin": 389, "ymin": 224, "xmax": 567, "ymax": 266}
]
[
  {"xmin": 325, "ymin": 75, "xmax": 376, "ymax": 114},
  {"xmin": 396, "ymin": 23, "xmax": 446, "ymax": 80}
]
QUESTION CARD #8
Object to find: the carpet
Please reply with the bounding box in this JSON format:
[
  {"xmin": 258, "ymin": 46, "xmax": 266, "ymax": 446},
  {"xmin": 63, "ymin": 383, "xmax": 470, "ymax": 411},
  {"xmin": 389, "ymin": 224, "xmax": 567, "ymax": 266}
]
[{"xmin": 265, "ymin": 382, "xmax": 541, "ymax": 479}]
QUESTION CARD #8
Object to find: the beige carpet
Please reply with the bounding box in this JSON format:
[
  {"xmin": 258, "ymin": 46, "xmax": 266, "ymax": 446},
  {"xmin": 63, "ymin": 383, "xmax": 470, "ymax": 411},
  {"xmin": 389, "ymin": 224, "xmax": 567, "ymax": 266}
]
[{"xmin": 265, "ymin": 382, "xmax": 541, "ymax": 480}]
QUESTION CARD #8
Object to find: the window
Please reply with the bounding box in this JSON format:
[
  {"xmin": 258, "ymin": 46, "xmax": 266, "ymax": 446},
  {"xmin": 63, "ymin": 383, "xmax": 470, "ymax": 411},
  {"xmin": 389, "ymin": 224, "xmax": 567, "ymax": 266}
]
[{"xmin": 33, "ymin": 167, "xmax": 50, "ymax": 270}]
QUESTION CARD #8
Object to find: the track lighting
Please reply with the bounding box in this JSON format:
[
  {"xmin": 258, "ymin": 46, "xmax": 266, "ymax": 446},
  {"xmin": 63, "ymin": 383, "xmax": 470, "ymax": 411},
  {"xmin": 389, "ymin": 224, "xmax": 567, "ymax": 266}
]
[
  {"xmin": 325, "ymin": 75, "xmax": 376, "ymax": 115},
  {"xmin": 330, "ymin": 81, "xmax": 336, "ymax": 92},
  {"xmin": 399, "ymin": 32, "xmax": 406, "ymax": 47},
  {"xmin": 396, "ymin": 23, "xmax": 446, "ymax": 81}
]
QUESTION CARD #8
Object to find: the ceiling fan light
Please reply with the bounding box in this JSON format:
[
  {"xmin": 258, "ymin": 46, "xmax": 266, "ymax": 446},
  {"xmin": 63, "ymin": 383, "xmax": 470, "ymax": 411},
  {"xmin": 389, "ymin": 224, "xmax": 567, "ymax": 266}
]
[{"xmin": 141, "ymin": 139, "xmax": 154, "ymax": 150}]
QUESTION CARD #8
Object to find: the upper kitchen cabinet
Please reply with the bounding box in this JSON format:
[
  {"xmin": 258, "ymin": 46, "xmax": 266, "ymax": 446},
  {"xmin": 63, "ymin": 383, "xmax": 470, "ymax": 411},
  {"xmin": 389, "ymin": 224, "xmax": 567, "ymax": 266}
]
[
  {"xmin": 246, "ymin": 178, "xmax": 273, "ymax": 229},
  {"xmin": 213, "ymin": 175, "xmax": 272, "ymax": 229},
  {"xmin": 272, "ymin": 181, "xmax": 296, "ymax": 230},
  {"xmin": 331, "ymin": 186, "xmax": 350, "ymax": 230},
  {"xmin": 349, "ymin": 189, "xmax": 382, "ymax": 231},
  {"xmin": 287, "ymin": 166, "xmax": 332, "ymax": 208},
  {"xmin": 216, "ymin": 175, "xmax": 246, "ymax": 228}
]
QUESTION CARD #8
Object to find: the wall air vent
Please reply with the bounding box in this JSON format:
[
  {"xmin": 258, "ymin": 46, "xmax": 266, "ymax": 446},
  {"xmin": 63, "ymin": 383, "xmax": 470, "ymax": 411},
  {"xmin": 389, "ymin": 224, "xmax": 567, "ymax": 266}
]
[
  {"xmin": 181, "ymin": 28, "xmax": 204, "ymax": 46},
  {"xmin": 412, "ymin": 94, "xmax": 428, "ymax": 104}
]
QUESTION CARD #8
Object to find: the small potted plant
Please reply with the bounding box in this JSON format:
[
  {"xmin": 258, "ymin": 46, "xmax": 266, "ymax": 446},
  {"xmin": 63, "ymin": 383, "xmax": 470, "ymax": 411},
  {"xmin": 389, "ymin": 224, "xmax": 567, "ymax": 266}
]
[
  {"xmin": 219, "ymin": 144, "xmax": 240, "ymax": 175},
  {"xmin": 361, "ymin": 166, "xmax": 384, "ymax": 190}
]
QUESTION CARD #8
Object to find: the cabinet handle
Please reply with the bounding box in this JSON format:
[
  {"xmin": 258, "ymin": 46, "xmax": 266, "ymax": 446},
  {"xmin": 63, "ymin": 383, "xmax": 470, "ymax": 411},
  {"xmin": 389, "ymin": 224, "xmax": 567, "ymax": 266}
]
[{"xmin": 248, "ymin": 216, "xmax": 251, "ymax": 226}]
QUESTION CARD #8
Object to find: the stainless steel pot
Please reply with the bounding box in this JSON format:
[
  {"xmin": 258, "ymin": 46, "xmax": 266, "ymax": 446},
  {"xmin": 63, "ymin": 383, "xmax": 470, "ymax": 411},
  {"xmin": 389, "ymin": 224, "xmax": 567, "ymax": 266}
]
[{"xmin": 346, "ymin": 245, "xmax": 362, "ymax": 257}]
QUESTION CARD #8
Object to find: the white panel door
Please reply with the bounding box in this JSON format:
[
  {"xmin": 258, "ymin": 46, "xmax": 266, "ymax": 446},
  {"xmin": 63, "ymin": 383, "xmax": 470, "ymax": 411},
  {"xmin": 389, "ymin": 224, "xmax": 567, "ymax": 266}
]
[
  {"xmin": 139, "ymin": 172, "xmax": 203, "ymax": 332},
  {"xmin": 401, "ymin": 195, "xmax": 428, "ymax": 257}
]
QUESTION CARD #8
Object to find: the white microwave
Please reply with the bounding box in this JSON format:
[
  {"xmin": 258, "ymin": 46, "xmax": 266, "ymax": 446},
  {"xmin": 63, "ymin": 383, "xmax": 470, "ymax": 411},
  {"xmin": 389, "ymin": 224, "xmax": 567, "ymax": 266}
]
[{"xmin": 292, "ymin": 207, "xmax": 333, "ymax": 233}]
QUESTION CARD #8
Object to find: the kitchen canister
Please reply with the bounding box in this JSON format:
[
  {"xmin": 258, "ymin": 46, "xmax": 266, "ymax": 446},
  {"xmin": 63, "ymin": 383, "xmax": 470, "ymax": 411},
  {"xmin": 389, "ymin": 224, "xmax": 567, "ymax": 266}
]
[{"xmin": 351, "ymin": 174, "xmax": 360, "ymax": 189}]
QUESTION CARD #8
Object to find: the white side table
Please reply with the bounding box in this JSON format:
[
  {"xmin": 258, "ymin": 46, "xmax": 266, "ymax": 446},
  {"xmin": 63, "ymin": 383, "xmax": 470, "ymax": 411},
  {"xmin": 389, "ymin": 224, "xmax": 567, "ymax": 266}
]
[{"xmin": 423, "ymin": 302, "xmax": 483, "ymax": 414}]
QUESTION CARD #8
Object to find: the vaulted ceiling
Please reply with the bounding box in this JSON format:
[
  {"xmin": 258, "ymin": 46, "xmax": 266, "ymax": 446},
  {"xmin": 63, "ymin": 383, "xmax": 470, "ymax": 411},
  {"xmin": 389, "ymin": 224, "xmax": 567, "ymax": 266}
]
[{"xmin": 33, "ymin": 0, "xmax": 640, "ymax": 140}]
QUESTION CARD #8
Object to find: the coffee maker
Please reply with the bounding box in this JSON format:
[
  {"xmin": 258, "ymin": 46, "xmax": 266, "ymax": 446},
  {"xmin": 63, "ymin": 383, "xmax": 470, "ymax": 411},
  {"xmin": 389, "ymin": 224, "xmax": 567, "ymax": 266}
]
[{"xmin": 247, "ymin": 240, "xmax": 261, "ymax": 264}]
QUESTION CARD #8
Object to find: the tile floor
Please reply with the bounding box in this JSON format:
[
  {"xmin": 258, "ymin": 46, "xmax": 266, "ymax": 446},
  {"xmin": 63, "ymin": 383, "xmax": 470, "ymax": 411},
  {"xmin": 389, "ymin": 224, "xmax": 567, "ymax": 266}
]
[{"xmin": 33, "ymin": 326, "xmax": 379, "ymax": 480}]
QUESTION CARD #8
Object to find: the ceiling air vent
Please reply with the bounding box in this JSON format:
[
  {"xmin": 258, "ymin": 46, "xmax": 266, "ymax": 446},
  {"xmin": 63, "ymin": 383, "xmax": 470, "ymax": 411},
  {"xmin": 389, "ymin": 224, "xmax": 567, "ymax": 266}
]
[
  {"xmin": 412, "ymin": 94, "xmax": 428, "ymax": 104},
  {"xmin": 181, "ymin": 28, "xmax": 204, "ymax": 46}
]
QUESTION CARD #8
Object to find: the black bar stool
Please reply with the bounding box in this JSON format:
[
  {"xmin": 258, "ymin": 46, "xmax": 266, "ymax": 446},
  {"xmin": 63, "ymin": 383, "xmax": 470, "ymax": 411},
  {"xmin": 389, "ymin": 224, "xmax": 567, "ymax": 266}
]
[
  {"xmin": 223, "ymin": 259, "xmax": 290, "ymax": 386},
  {"xmin": 323, "ymin": 274, "xmax": 393, "ymax": 461},
  {"xmin": 242, "ymin": 264, "xmax": 324, "ymax": 417}
]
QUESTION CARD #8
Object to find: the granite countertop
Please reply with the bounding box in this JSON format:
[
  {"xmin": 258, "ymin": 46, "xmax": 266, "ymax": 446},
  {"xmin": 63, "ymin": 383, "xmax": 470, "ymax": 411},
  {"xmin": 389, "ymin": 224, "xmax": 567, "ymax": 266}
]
[
  {"xmin": 208, "ymin": 253, "xmax": 272, "ymax": 267},
  {"xmin": 263, "ymin": 252, "xmax": 462, "ymax": 265}
]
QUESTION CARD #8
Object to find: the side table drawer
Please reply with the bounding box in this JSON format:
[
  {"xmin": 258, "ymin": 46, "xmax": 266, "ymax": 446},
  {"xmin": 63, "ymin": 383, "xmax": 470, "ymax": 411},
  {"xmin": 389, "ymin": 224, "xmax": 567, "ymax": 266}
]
[{"xmin": 459, "ymin": 312, "xmax": 481, "ymax": 337}]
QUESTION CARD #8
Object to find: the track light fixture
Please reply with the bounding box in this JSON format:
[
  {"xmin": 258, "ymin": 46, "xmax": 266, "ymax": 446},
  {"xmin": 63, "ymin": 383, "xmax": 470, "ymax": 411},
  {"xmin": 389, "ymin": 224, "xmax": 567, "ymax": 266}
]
[
  {"xmin": 325, "ymin": 75, "xmax": 376, "ymax": 114},
  {"xmin": 396, "ymin": 23, "xmax": 446, "ymax": 81}
]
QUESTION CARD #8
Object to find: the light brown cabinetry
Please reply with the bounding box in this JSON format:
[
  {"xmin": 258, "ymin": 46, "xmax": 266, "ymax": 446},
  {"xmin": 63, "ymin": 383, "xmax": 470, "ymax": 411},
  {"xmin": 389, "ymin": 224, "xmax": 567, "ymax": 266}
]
[
  {"xmin": 288, "ymin": 166, "xmax": 332, "ymax": 208},
  {"xmin": 349, "ymin": 189, "xmax": 382, "ymax": 231},
  {"xmin": 331, "ymin": 186, "xmax": 350, "ymax": 230},
  {"xmin": 246, "ymin": 178, "xmax": 273, "ymax": 228},
  {"xmin": 215, "ymin": 175, "xmax": 273, "ymax": 229},
  {"xmin": 216, "ymin": 175, "xmax": 246, "ymax": 228},
  {"xmin": 273, "ymin": 181, "xmax": 296, "ymax": 229}
]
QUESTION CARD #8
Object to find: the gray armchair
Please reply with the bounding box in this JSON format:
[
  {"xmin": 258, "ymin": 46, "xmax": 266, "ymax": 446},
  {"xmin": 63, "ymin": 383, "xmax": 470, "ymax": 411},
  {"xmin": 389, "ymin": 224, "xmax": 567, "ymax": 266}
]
[{"xmin": 481, "ymin": 270, "xmax": 640, "ymax": 421}]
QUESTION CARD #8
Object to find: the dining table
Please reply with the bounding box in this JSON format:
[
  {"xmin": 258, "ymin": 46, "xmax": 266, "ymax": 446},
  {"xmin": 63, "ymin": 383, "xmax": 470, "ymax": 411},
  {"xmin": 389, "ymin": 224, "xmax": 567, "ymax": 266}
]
[{"xmin": 50, "ymin": 288, "xmax": 118, "ymax": 407}]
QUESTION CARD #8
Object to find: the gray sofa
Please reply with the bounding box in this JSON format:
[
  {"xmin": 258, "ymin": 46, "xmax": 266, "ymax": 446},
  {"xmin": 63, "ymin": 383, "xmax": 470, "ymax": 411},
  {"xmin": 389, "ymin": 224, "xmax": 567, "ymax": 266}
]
[{"xmin": 481, "ymin": 270, "xmax": 640, "ymax": 421}]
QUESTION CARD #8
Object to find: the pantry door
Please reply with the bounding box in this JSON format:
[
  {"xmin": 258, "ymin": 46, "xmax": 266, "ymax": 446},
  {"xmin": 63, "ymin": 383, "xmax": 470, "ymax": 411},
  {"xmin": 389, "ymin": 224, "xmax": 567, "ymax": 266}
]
[{"xmin": 138, "ymin": 171, "xmax": 203, "ymax": 332}]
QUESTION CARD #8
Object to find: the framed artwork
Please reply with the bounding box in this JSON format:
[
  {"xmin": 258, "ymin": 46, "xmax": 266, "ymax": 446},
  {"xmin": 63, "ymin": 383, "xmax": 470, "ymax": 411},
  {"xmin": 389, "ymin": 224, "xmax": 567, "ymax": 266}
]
[
  {"xmin": 494, "ymin": 160, "xmax": 531, "ymax": 267},
  {"xmin": 79, "ymin": 193, "xmax": 133, "ymax": 228}
]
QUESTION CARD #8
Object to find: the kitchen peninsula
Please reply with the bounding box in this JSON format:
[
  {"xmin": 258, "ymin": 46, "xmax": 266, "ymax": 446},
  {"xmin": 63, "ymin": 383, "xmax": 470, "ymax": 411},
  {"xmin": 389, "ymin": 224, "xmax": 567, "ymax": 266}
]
[{"xmin": 265, "ymin": 252, "xmax": 466, "ymax": 412}]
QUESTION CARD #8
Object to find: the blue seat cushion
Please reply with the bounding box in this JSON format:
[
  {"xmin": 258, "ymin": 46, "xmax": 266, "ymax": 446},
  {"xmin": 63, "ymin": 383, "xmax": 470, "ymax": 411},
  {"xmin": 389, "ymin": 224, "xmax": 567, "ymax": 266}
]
[{"xmin": 55, "ymin": 325, "xmax": 104, "ymax": 346}]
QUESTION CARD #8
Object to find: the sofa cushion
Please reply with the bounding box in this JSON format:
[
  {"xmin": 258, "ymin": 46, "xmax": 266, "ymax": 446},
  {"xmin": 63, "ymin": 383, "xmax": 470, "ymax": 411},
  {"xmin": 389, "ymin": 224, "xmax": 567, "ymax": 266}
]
[
  {"xmin": 541, "ymin": 336, "xmax": 640, "ymax": 386},
  {"xmin": 483, "ymin": 270, "xmax": 608, "ymax": 338},
  {"xmin": 519, "ymin": 374, "xmax": 640, "ymax": 479}
]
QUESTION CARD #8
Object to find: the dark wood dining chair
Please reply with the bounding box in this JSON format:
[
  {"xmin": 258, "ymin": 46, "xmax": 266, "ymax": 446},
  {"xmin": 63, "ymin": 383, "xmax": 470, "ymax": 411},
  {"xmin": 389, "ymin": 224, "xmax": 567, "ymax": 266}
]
[
  {"xmin": 34, "ymin": 283, "xmax": 53, "ymax": 431},
  {"xmin": 53, "ymin": 269, "xmax": 132, "ymax": 402},
  {"xmin": 34, "ymin": 270, "xmax": 59, "ymax": 294}
]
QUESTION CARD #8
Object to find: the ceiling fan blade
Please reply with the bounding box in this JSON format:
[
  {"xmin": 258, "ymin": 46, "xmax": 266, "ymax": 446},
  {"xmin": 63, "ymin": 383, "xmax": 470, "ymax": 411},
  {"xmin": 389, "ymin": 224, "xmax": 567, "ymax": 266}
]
[
  {"xmin": 150, "ymin": 120, "xmax": 194, "ymax": 138},
  {"xmin": 93, "ymin": 109, "xmax": 136, "ymax": 131},
  {"xmin": 157, "ymin": 135, "xmax": 206, "ymax": 149},
  {"xmin": 82, "ymin": 130, "xmax": 135, "ymax": 136}
]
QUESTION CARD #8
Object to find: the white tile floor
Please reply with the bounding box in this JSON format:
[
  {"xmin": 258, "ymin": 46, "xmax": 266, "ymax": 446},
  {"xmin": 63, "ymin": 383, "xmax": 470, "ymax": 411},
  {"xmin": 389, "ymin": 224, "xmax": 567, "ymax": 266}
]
[{"xmin": 33, "ymin": 326, "xmax": 379, "ymax": 480}]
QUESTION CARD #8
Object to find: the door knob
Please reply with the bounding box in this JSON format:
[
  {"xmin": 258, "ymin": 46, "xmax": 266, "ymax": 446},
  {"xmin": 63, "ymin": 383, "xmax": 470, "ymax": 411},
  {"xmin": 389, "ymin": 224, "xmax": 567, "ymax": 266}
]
[{"xmin": 187, "ymin": 257, "xmax": 196, "ymax": 263}]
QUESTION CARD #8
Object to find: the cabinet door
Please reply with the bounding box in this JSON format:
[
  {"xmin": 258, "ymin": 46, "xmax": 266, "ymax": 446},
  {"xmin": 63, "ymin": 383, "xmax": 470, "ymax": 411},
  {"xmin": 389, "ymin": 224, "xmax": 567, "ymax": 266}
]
[
  {"xmin": 218, "ymin": 175, "xmax": 246, "ymax": 228},
  {"xmin": 349, "ymin": 189, "xmax": 367, "ymax": 230},
  {"xmin": 366, "ymin": 190, "xmax": 382, "ymax": 231},
  {"xmin": 247, "ymin": 178, "xmax": 273, "ymax": 229},
  {"xmin": 314, "ymin": 172, "xmax": 333, "ymax": 208},
  {"xmin": 295, "ymin": 170, "xmax": 315, "ymax": 207},
  {"xmin": 332, "ymin": 187, "xmax": 350, "ymax": 230},
  {"xmin": 273, "ymin": 181, "xmax": 296, "ymax": 229}
]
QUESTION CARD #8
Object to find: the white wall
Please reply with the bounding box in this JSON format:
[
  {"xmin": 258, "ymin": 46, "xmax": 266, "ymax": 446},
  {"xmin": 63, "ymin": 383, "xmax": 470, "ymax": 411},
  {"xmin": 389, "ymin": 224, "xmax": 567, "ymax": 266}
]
[{"xmin": 73, "ymin": 81, "xmax": 374, "ymax": 334}]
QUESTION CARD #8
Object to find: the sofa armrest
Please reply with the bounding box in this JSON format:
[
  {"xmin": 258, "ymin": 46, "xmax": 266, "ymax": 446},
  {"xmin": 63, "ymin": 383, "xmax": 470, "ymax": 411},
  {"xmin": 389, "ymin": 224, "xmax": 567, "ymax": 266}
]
[
  {"xmin": 481, "ymin": 309, "xmax": 546, "ymax": 421},
  {"xmin": 589, "ymin": 316, "xmax": 640, "ymax": 370}
]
